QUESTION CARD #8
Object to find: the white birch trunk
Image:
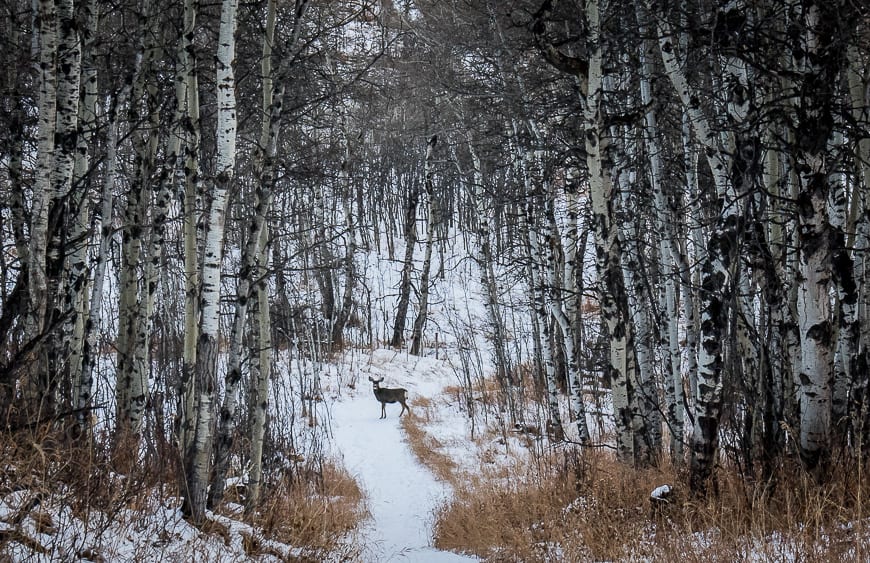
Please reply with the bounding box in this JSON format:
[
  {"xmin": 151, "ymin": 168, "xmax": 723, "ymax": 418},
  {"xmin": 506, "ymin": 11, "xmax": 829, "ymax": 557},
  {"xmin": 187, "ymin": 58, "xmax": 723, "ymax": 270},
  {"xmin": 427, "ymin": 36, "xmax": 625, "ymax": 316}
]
[
  {"xmin": 848, "ymin": 45, "xmax": 870, "ymax": 443},
  {"xmin": 50, "ymin": 0, "xmax": 80, "ymax": 203},
  {"xmin": 583, "ymin": 0, "xmax": 638, "ymax": 462},
  {"xmin": 792, "ymin": 2, "xmax": 855, "ymax": 473},
  {"xmin": 615, "ymin": 158, "xmax": 661, "ymax": 462},
  {"xmin": 51, "ymin": 0, "xmax": 82, "ymax": 398},
  {"xmin": 680, "ymin": 111, "xmax": 701, "ymax": 407},
  {"xmin": 209, "ymin": 58, "xmax": 286, "ymax": 505},
  {"xmin": 652, "ymin": 0, "xmax": 756, "ymax": 490},
  {"xmin": 244, "ymin": 0, "xmax": 280, "ymax": 512},
  {"xmin": 797, "ymin": 165, "xmax": 834, "ymax": 471},
  {"xmin": 760, "ymin": 89, "xmax": 791, "ymax": 463},
  {"xmin": 184, "ymin": 0, "xmax": 238, "ymax": 523},
  {"xmin": 410, "ymin": 136, "xmax": 438, "ymax": 356},
  {"xmin": 527, "ymin": 0, "xmax": 629, "ymax": 456},
  {"xmin": 526, "ymin": 219, "xmax": 564, "ymax": 441},
  {"xmin": 639, "ymin": 10, "xmax": 684, "ymax": 460},
  {"xmin": 116, "ymin": 32, "xmax": 161, "ymax": 447},
  {"xmin": 246, "ymin": 225, "xmax": 272, "ymax": 513},
  {"xmin": 24, "ymin": 0, "xmax": 58, "ymax": 404},
  {"xmin": 468, "ymin": 143, "xmax": 516, "ymax": 415},
  {"xmin": 563, "ymin": 170, "xmax": 583, "ymax": 379},
  {"xmin": 541, "ymin": 191, "xmax": 589, "ymax": 443},
  {"xmin": 511, "ymin": 139, "xmax": 565, "ymax": 440},
  {"xmin": 43, "ymin": 0, "xmax": 80, "ymax": 380},
  {"xmin": 179, "ymin": 0, "xmax": 201, "ymax": 456},
  {"xmin": 5, "ymin": 17, "xmax": 28, "ymax": 275},
  {"xmin": 66, "ymin": 0, "xmax": 97, "ymax": 407},
  {"xmin": 390, "ymin": 177, "xmax": 419, "ymax": 348},
  {"xmin": 329, "ymin": 140, "xmax": 357, "ymax": 350},
  {"xmin": 828, "ymin": 144, "xmax": 857, "ymax": 437}
]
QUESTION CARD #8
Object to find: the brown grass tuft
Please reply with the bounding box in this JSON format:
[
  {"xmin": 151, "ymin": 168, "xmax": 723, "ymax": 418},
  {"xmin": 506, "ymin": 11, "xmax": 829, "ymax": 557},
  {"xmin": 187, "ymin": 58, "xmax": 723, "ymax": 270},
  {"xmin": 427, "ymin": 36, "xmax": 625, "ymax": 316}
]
[
  {"xmin": 434, "ymin": 458, "xmax": 579, "ymax": 561},
  {"xmin": 250, "ymin": 459, "xmax": 367, "ymax": 560},
  {"xmin": 401, "ymin": 401, "xmax": 458, "ymax": 484}
]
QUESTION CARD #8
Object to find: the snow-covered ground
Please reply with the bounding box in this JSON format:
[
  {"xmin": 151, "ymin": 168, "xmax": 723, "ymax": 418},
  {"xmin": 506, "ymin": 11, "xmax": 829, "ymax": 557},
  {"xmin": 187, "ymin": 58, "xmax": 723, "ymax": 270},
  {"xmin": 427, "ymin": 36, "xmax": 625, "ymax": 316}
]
[{"xmin": 329, "ymin": 350, "xmax": 478, "ymax": 562}]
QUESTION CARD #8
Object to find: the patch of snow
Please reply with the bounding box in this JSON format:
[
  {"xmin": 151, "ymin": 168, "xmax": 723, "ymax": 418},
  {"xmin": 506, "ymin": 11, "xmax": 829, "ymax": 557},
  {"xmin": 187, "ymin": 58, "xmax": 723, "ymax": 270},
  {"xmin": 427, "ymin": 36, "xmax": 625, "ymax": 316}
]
[{"xmin": 651, "ymin": 484, "xmax": 672, "ymax": 499}]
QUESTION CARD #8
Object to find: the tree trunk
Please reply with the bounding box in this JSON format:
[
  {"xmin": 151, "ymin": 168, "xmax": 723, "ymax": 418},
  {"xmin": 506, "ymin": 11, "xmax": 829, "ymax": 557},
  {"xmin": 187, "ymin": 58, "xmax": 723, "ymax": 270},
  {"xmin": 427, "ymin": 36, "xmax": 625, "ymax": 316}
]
[
  {"xmin": 540, "ymin": 187, "xmax": 589, "ymax": 443},
  {"xmin": 23, "ymin": 0, "xmax": 58, "ymax": 411},
  {"xmin": 331, "ymin": 127, "xmax": 357, "ymax": 350},
  {"xmin": 246, "ymin": 226, "xmax": 273, "ymax": 514},
  {"xmin": 468, "ymin": 142, "xmax": 516, "ymax": 416},
  {"xmin": 532, "ymin": 0, "xmax": 636, "ymax": 456},
  {"xmin": 76, "ymin": 85, "xmax": 131, "ymax": 423},
  {"xmin": 115, "ymin": 26, "xmax": 162, "ymax": 457},
  {"xmin": 53, "ymin": 0, "xmax": 85, "ymax": 408},
  {"xmin": 179, "ymin": 0, "xmax": 202, "ymax": 457},
  {"xmin": 791, "ymin": 1, "xmax": 857, "ymax": 475},
  {"xmin": 847, "ymin": 44, "xmax": 870, "ymax": 448},
  {"xmin": 525, "ymin": 210, "xmax": 564, "ymax": 441},
  {"xmin": 652, "ymin": 1, "xmax": 757, "ymax": 492},
  {"xmin": 390, "ymin": 175, "xmax": 420, "ymax": 348},
  {"xmin": 183, "ymin": 0, "xmax": 238, "ymax": 524},
  {"xmin": 409, "ymin": 135, "xmax": 438, "ymax": 356},
  {"xmin": 209, "ymin": 55, "xmax": 288, "ymax": 505},
  {"xmin": 639, "ymin": 9, "xmax": 684, "ymax": 461}
]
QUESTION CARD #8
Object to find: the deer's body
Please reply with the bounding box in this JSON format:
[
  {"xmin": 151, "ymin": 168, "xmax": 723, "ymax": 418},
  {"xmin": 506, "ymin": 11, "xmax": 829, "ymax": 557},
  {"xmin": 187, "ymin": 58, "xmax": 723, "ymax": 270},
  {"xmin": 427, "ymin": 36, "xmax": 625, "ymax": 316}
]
[{"xmin": 368, "ymin": 376, "xmax": 410, "ymax": 419}]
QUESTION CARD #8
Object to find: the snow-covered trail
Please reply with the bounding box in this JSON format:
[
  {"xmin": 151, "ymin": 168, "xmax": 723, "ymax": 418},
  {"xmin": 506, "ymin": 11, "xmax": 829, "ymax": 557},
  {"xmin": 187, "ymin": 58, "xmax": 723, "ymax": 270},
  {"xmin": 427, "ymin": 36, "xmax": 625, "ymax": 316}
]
[{"xmin": 330, "ymin": 383, "xmax": 477, "ymax": 562}]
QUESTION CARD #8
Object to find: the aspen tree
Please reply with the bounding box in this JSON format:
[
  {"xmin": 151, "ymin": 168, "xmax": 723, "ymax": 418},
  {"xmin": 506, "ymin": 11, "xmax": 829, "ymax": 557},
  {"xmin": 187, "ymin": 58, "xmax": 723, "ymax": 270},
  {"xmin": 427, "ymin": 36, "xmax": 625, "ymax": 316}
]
[
  {"xmin": 66, "ymin": 0, "xmax": 98, "ymax": 419},
  {"xmin": 390, "ymin": 171, "xmax": 419, "ymax": 348},
  {"xmin": 179, "ymin": 0, "xmax": 202, "ymax": 456},
  {"xmin": 638, "ymin": 7, "xmax": 684, "ymax": 460},
  {"xmin": 116, "ymin": 3, "xmax": 162, "ymax": 454},
  {"xmin": 184, "ymin": 0, "xmax": 239, "ymax": 523},
  {"xmin": 790, "ymin": 0, "xmax": 859, "ymax": 474},
  {"xmin": 410, "ymin": 135, "xmax": 439, "ymax": 356},
  {"xmin": 24, "ymin": 0, "xmax": 58, "ymax": 407}
]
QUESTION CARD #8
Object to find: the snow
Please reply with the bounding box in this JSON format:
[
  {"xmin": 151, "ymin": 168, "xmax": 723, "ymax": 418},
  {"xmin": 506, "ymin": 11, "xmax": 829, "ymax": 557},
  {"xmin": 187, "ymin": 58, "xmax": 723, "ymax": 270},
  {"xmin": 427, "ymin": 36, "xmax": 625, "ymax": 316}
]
[
  {"xmin": 329, "ymin": 350, "xmax": 479, "ymax": 562},
  {"xmin": 0, "ymin": 489, "xmax": 302, "ymax": 562},
  {"xmin": 650, "ymin": 484, "xmax": 672, "ymax": 500}
]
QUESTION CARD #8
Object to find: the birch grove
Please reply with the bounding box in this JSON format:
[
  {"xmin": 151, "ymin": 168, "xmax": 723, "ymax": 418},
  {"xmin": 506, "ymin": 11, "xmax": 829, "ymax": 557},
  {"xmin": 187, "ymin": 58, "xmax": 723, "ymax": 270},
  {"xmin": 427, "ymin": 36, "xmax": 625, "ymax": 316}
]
[{"xmin": 1, "ymin": 0, "xmax": 870, "ymax": 529}]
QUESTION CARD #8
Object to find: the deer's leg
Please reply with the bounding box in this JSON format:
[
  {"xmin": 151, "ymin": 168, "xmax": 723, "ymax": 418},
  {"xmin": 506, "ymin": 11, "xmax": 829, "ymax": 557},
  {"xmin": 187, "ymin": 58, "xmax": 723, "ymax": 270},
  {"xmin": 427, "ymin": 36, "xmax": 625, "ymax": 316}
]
[{"xmin": 380, "ymin": 402, "xmax": 386, "ymax": 419}]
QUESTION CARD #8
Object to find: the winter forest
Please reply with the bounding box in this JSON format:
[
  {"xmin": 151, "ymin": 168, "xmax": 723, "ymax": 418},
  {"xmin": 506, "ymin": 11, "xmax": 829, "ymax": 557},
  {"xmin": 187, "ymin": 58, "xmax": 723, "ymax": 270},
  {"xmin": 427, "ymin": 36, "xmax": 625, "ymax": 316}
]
[{"xmin": 2, "ymin": 0, "xmax": 870, "ymax": 560}]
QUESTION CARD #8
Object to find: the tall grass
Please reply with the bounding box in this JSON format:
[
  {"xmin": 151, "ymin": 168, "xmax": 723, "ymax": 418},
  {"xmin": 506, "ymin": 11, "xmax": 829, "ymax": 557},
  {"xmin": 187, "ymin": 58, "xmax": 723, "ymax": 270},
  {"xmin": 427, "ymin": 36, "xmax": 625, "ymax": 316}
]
[
  {"xmin": 403, "ymin": 385, "xmax": 870, "ymax": 562},
  {"xmin": 249, "ymin": 459, "xmax": 367, "ymax": 560}
]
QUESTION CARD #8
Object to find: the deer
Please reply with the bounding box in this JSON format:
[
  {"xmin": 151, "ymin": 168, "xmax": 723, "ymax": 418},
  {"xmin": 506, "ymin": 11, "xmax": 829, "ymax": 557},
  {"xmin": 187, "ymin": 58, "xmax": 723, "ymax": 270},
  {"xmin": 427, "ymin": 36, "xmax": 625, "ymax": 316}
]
[{"xmin": 368, "ymin": 376, "xmax": 410, "ymax": 419}]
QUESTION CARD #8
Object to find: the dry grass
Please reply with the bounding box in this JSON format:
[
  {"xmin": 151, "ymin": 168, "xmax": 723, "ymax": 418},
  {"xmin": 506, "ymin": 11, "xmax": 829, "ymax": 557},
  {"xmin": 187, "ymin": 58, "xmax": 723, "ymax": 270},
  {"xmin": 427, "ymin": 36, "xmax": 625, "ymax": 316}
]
[
  {"xmin": 401, "ymin": 397, "xmax": 458, "ymax": 484},
  {"xmin": 435, "ymin": 457, "xmax": 579, "ymax": 561},
  {"xmin": 443, "ymin": 378, "xmax": 509, "ymax": 413},
  {"xmin": 429, "ymin": 446, "xmax": 870, "ymax": 562},
  {"xmin": 251, "ymin": 459, "xmax": 367, "ymax": 560},
  {"xmin": 0, "ymin": 423, "xmax": 166, "ymax": 557},
  {"xmin": 0, "ymin": 424, "xmax": 369, "ymax": 561},
  {"xmin": 0, "ymin": 424, "xmax": 161, "ymax": 510},
  {"xmin": 404, "ymin": 385, "xmax": 870, "ymax": 561}
]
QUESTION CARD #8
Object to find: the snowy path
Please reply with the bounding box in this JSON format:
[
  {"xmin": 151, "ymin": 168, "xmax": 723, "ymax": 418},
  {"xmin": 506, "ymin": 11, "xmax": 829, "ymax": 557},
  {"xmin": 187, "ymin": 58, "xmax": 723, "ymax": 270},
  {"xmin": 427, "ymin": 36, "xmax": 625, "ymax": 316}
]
[{"xmin": 330, "ymin": 385, "xmax": 477, "ymax": 562}]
